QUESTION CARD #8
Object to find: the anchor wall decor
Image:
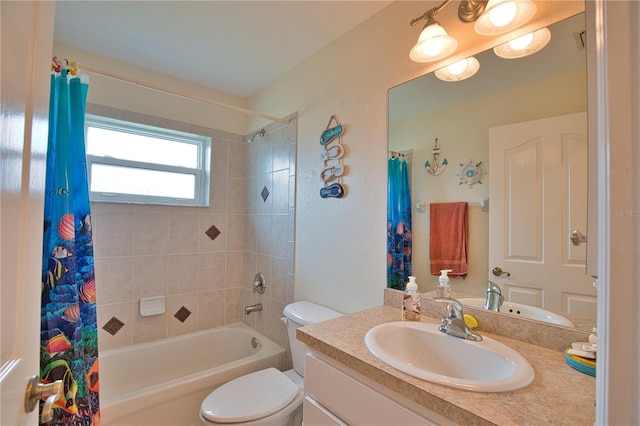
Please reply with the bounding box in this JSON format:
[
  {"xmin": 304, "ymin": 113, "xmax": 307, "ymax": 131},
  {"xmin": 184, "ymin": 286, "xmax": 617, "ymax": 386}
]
[{"xmin": 424, "ymin": 138, "xmax": 447, "ymax": 176}]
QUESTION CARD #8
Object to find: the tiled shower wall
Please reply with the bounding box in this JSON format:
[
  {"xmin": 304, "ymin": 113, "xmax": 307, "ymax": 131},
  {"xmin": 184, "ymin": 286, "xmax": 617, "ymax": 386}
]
[
  {"xmin": 91, "ymin": 103, "xmax": 297, "ymax": 352},
  {"xmin": 242, "ymin": 115, "xmax": 297, "ymax": 353}
]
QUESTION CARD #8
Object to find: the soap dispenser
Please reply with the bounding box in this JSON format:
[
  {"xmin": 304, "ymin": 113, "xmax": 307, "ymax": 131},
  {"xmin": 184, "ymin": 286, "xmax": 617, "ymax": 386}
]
[
  {"xmin": 438, "ymin": 269, "xmax": 452, "ymax": 298},
  {"xmin": 402, "ymin": 276, "xmax": 421, "ymax": 321}
]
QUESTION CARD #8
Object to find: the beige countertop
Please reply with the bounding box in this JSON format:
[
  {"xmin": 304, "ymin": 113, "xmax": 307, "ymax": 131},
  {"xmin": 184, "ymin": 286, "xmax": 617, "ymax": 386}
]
[{"xmin": 298, "ymin": 305, "xmax": 596, "ymax": 426}]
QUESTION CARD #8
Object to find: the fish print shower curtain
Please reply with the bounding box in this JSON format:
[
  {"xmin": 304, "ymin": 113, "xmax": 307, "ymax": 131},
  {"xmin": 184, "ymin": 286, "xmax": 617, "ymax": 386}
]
[
  {"xmin": 387, "ymin": 154, "xmax": 412, "ymax": 290},
  {"xmin": 40, "ymin": 68, "xmax": 100, "ymax": 425}
]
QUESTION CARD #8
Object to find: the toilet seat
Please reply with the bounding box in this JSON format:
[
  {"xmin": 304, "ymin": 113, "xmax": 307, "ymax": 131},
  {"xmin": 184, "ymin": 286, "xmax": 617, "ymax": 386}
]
[{"xmin": 200, "ymin": 368, "xmax": 300, "ymax": 424}]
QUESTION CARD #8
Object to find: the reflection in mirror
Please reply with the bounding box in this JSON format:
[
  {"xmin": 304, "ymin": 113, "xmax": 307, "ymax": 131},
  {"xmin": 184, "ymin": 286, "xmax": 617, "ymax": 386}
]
[{"xmin": 388, "ymin": 13, "xmax": 596, "ymax": 331}]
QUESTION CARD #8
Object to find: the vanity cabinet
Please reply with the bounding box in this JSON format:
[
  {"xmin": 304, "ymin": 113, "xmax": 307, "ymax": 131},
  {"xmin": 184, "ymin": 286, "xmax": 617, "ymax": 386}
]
[{"xmin": 303, "ymin": 352, "xmax": 455, "ymax": 426}]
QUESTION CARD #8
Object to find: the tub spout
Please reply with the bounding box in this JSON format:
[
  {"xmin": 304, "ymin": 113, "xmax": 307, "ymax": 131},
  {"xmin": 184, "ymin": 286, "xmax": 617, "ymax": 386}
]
[{"xmin": 244, "ymin": 303, "xmax": 262, "ymax": 315}]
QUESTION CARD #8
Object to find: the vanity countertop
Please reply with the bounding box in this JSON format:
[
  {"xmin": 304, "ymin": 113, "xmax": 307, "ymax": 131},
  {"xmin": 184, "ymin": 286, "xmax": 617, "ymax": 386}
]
[{"xmin": 297, "ymin": 305, "xmax": 595, "ymax": 426}]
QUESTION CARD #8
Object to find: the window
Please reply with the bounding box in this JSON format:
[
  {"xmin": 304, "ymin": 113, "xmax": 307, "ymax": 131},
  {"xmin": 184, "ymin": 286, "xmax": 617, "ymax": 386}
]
[{"xmin": 85, "ymin": 115, "xmax": 210, "ymax": 206}]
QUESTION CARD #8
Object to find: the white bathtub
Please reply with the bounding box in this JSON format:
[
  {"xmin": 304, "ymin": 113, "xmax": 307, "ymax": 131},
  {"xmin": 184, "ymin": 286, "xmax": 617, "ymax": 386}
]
[{"xmin": 100, "ymin": 323, "xmax": 286, "ymax": 425}]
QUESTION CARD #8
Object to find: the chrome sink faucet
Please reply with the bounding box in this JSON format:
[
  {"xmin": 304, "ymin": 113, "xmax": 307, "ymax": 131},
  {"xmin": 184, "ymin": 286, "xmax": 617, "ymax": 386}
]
[
  {"xmin": 484, "ymin": 281, "xmax": 504, "ymax": 312},
  {"xmin": 433, "ymin": 297, "xmax": 482, "ymax": 341}
]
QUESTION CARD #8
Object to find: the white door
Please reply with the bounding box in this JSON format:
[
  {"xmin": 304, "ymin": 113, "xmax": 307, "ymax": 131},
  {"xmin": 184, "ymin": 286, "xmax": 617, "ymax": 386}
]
[
  {"xmin": 1, "ymin": 1, "xmax": 56, "ymax": 424},
  {"xmin": 488, "ymin": 112, "xmax": 597, "ymax": 317}
]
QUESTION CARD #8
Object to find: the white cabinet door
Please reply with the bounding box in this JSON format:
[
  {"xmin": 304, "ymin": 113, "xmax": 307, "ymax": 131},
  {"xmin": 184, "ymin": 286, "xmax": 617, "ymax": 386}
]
[
  {"xmin": 304, "ymin": 353, "xmax": 450, "ymax": 425},
  {"xmin": 304, "ymin": 396, "xmax": 348, "ymax": 426}
]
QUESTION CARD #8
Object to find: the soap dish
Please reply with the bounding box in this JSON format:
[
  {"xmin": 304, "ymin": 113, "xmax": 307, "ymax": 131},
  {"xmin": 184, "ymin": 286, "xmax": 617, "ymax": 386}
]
[
  {"xmin": 140, "ymin": 296, "xmax": 165, "ymax": 316},
  {"xmin": 564, "ymin": 348, "xmax": 596, "ymax": 377}
]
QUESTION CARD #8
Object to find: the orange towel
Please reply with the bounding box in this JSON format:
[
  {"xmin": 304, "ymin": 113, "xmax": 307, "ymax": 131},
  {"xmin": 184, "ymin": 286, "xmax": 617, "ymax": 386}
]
[{"xmin": 430, "ymin": 202, "xmax": 468, "ymax": 277}]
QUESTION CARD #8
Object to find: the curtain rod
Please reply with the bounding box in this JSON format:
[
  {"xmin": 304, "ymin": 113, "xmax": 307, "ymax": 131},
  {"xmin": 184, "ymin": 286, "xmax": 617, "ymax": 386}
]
[{"xmin": 79, "ymin": 64, "xmax": 290, "ymax": 125}]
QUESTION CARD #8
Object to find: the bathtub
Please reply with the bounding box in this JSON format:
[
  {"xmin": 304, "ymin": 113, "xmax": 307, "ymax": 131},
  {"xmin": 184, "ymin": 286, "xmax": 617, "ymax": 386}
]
[{"xmin": 100, "ymin": 323, "xmax": 286, "ymax": 425}]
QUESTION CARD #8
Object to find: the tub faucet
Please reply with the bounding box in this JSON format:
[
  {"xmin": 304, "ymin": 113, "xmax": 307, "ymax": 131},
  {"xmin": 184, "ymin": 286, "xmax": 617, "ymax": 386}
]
[
  {"xmin": 484, "ymin": 281, "xmax": 504, "ymax": 312},
  {"xmin": 244, "ymin": 303, "xmax": 262, "ymax": 315},
  {"xmin": 432, "ymin": 297, "xmax": 482, "ymax": 341}
]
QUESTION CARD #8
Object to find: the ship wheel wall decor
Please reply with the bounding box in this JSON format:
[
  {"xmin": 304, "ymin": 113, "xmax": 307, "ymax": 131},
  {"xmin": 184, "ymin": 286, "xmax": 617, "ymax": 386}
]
[{"xmin": 457, "ymin": 159, "xmax": 486, "ymax": 187}]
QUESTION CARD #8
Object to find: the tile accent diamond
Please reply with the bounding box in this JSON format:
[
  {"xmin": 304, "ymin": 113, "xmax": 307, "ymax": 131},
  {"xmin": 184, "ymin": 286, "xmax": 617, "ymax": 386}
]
[
  {"xmin": 205, "ymin": 224, "xmax": 221, "ymax": 241},
  {"xmin": 103, "ymin": 317, "xmax": 125, "ymax": 336},
  {"xmin": 174, "ymin": 306, "xmax": 192, "ymax": 323},
  {"xmin": 261, "ymin": 186, "xmax": 270, "ymax": 202}
]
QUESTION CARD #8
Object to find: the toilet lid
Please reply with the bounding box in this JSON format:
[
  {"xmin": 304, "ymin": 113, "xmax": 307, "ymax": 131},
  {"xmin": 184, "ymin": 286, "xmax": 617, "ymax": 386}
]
[{"xmin": 200, "ymin": 368, "xmax": 300, "ymax": 423}]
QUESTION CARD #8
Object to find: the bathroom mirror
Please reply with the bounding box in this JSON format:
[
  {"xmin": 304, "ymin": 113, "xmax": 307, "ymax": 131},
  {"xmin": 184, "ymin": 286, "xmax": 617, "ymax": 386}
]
[{"xmin": 388, "ymin": 12, "xmax": 596, "ymax": 332}]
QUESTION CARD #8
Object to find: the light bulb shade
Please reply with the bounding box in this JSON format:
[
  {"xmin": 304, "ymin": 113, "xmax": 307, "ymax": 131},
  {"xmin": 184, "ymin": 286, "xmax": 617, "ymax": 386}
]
[
  {"xmin": 474, "ymin": 0, "xmax": 537, "ymax": 35},
  {"xmin": 435, "ymin": 57, "xmax": 480, "ymax": 81},
  {"xmin": 493, "ymin": 27, "xmax": 551, "ymax": 58},
  {"xmin": 410, "ymin": 21, "xmax": 458, "ymax": 63}
]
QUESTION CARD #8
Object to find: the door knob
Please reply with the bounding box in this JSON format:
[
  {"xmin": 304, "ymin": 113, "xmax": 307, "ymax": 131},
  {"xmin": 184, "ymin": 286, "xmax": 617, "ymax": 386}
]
[
  {"xmin": 570, "ymin": 230, "xmax": 587, "ymax": 246},
  {"xmin": 24, "ymin": 375, "xmax": 62, "ymax": 424},
  {"xmin": 492, "ymin": 267, "xmax": 510, "ymax": 277}
]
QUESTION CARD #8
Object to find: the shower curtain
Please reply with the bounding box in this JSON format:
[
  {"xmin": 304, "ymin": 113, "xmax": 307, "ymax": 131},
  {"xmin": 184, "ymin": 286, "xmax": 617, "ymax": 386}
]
[
  {"xmin": 40, "ymin": 68, "xmax": 100, "ymax": 425},
  {"xmin": 387, "ymin": 154, "xmax": 412, "ymax": 290}
]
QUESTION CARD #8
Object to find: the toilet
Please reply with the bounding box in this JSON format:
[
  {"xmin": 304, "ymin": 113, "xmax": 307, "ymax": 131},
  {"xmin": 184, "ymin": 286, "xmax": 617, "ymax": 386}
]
[{"xmin": 199, "ymin": 301, "xmax": 343, "ymax": 425}]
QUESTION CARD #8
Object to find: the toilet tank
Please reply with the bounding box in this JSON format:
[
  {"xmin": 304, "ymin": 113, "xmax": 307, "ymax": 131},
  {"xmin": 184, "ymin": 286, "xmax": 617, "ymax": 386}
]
[{"xmin": 283, "ymin": 301, "xmax": 342, "ymax": 376}]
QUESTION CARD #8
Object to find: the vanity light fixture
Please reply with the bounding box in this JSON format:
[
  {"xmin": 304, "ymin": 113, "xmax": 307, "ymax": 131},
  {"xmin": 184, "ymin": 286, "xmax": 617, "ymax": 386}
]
[
  {"xmin": 410, "ymin": 14, "xmax": 458, "ymax": 63},
  {"xmin": 434, "ymin": 56, "xmax": 480, "ymax": 81},
  {"xmin": 474, "ymin": 0, "xmax": 537, "ymax": 35},
  {"xmin": 409, "ymin": 0, "xmax": 487, "ymax": 62},
  {"xmin": 493, "ymin": 27, "xmax": 551, "ymax": 58},
  {"xmin": 409, "ymin": 0, "xmax": 538, "ymax": 63},
  {"xmin": 409, "ymin": 1, "xmax": 489, "ymax": 63}
]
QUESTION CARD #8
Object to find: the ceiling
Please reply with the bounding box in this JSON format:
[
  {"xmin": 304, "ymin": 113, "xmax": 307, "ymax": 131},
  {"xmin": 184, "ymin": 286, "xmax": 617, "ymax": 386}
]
[{"xmin": 54, "ymin": 1, "xmax": 392, "ymax": 99}]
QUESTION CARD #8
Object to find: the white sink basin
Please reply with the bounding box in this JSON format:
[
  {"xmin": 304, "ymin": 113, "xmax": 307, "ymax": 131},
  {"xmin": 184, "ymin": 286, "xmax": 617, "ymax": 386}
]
[
  {"xmin": 364, "ymin": 321, "xmax": 534, "ymax": 392},
  {"xmin": 458, "ymin": 298, "xmax": 575, "ymax": 327}
]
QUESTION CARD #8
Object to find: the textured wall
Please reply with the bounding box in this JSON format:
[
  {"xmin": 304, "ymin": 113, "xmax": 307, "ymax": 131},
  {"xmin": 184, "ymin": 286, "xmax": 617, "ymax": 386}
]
[{"xmin": 248, "ymin": 1, "xmax": 583, "ymax": 315}]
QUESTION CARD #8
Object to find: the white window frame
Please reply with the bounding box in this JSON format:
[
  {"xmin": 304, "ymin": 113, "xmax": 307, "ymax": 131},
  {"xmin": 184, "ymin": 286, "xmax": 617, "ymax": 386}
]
[{"xmin": 85, "ymin": 115, "xmax": 211, "ymax": 206}]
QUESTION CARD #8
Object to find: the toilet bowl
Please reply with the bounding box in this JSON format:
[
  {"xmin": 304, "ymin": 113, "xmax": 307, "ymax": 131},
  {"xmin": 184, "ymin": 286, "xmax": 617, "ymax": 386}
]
[
  {"xmin": 199, "ymin": 301, "xmax": 342, "ymax": 426},
  {"xmin": 199, "ymin": 369, "xmax": 304, "ymax": 425}
]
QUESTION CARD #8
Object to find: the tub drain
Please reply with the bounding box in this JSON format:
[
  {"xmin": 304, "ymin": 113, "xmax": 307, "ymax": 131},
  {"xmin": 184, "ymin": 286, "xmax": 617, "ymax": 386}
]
[{"xmin": 251, "ymin": 337, "xmax": 258, "ymax": 349}]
